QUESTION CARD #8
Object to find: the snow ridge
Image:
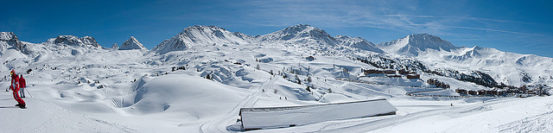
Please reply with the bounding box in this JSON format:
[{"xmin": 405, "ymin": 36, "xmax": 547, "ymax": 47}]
[
  {"xmin": 335, "ymin": 35, "xmax": 384, "ymax": 53},
  {"xmin": 378, "ymin": 33, "xmax": 457, "ymax": 56},
  {"xmin": 259, "ymin": 24, "xmax": 338, "ymax": 46},
  {"xmin": 111, "ymin": 43, "xmax": 119, "ymax": 50},
  {"xmin": 119, "ymin": 36, "xmax": 147, "ymax": 50},
  {"xmin": 0, "ymin": 32, "xmax": 24, "ymax": 52},
  {"xmin": 49, "ymin": 35, "xmax": 102, "ymax": 48},
  {"xmin": 152, "ymin": 25, "xmax": 253, "ymax": 54}
]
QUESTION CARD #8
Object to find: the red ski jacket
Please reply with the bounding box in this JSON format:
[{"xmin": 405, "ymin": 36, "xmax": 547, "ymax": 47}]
[
  {"xmin": 20, "ymin": 76, "xmax": 26, "ymax": 88},
  {"xmin": 10, "ymin": 74, "xmax": 19, "ymax": 91}
]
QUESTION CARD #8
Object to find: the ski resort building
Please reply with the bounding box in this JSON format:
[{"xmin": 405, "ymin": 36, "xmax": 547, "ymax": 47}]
[
  {"xmin": 238, "ymin": 99, "xmax": 397, "ymax": 130},
  {"xmin": 406, "ymin": 74, "xmax": 420, "ymax": 79}
]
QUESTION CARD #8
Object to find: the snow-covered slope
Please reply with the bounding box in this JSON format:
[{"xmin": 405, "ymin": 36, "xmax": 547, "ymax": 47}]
[
  {"xmin": 152, "ymin": 25, "xmax": 253, "ymax": 54},
  {"xmin": 119, "ymin": 36, "xmax": 147, "ymax": 50},
  {"xmin": 1, "ymin": 25, "xmax": 553, "ymax": 133},
  {"xmin": 111, "ymin": 43, "xmax": 119, "ymax": 50},
  {"xmin": 0, "ymin": 32, "xmax": 24, "ymax": 53},
  {"xmin": 259, "ymin": 24, "xmax": 337, "ymax": 46},
  {"xmin": 373, "ymin": 33, "xmax": 553, "ymax": 87},
  {"xmin": 47, "ymin": 35, "xmax": 102, "ymax": 48},
  {"xmin": 378, "ymin": 33, "xmax": 457, "ymax": 56},
  {"xmin": 335, "ymin": 35, "xmax": 384, "ymax": 53},
  {"xmin": 416, "ymin": 46, "xmax": 553, "ymax": 87}
]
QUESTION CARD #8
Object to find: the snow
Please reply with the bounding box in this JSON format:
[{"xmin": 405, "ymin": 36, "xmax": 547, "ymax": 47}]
[
  {"xmin": 378, "ymin": 33, "xmax": 457, "ymax": 56},
  {"xmin": 0, "ymin": 32, "xmax": 16, "ymax": 40},
  {"xmin": 1, "ymin": 25, "xmax": 553, "ymax": 133},
  {"xmin": 415, "ymin": 46, "xmax": 553, "ymax": 87},
  {"xmin": 0, "ymin": 32, "xmax": 23, "ymax": 53},
  {"xmin": 151, "ymin": 25, "xmax": 253, "ymax": 54},
  {"xmin": 111, "ymin": 43, "xmax": 119, "ymax": 50},
  {"xmin": 335, "ymin": 35, "xmax": 384, "ymax": 53},
  {"xmin": 119, "ymin": 36, "xmax": 147, "ymax": 50},
  {"xmin": 48, "ymin": 35, "xmax": 102, "ymax": 48},
  {"xmin": 240, "ymin": 99, "xmax": 396, "ymax": 130}
]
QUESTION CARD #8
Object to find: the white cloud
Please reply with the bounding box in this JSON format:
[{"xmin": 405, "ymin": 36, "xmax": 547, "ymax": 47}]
[{"xmin": 237, "ymin": 0, "xmax": 539, "ymax": 38}]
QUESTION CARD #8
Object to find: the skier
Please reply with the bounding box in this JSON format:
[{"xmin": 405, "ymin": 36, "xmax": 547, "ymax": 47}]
[
  {"xmin": 9, "ymin": 70, "xmax": 26, "ymax": 108},
  {"xmin": 19, "ymin": 74, "xmax": 26, "ymax": 98}
]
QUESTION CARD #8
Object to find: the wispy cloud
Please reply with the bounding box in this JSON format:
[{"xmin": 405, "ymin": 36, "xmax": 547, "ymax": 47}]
[{"xmin": 236, "ymin": 0, "xmax": 541, "ymax": 38}]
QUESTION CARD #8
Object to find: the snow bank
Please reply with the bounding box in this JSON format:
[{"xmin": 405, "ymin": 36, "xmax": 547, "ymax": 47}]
[
  {"xmin": 121, "ymin": 74, "xmax": 248, "ymax": 117},
  {"xmin": 239, "ymin": 98, "xmax": 397, "ymax": 130}
]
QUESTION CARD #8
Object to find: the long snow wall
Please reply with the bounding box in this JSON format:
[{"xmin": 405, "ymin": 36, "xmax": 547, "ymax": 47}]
[{"xmin": 239, "ymin": 99, "xmax": 397, "ymax": 130}]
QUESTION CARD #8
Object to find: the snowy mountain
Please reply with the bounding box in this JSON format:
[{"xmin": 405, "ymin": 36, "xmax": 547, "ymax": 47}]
[
  {"xmin": 2, "ymin": 24, "xmax": 553, "ymax": 132},
  {"xmin": 258, "ymin": 24, "xmax": 341, "ymax": 52},
  {"xmin": 335, "ymin": 35, "xmax": 384, "ymax": 53},
  {"xmin": 47, "ymin": 35, "xmax": 102, "ymax": 48},
  {"xmin": 119, "ymin": 36, "xmax": 147, "ymax": 50},
  {"xmin": 0, "ymin": 32, "xmax": 24, "ymax": 52},
  {"xmin": 152, "ymin": 24, "xmax": 384, "ymax": 55},
  {"xmin": 252, "ymin": 24, "xmax": 385, "ymax": 55},
  {"xmin": 259, "ymin": 24, "xmax": 337, "ymax": 45},
  {"xmin": 444, "ymin": 46, "xmax": 483, "ymax": 61},
  {"xmin": 378, "ymin": 33, "xmax": 457, "ymax": 56},
  {"xmin": 111, "ymin": 43, "xmax": 119, "ymax": 50},
  {"xmin": 416, "ymin": 45, "xmax": 553, "ymax": 87},
  {"xmin": 152, "ymin": 25, "xmax": 253, "ymax": 54}
]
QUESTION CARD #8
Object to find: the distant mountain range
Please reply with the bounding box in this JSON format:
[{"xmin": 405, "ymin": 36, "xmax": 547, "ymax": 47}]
[{"xmin": 1, "ymin": 24, "xmax": 552, "ymax": 87}]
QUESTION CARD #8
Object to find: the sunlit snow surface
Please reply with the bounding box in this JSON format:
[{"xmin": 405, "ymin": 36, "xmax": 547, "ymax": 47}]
[{"xmin": 1, "ymin": 25, "xmax": 553, "ymax": 133}]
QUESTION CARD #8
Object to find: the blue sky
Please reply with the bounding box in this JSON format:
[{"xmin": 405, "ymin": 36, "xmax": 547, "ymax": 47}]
[{"xmin": 1, "ymin": 0, "xmax": 552, "ymax": 57}]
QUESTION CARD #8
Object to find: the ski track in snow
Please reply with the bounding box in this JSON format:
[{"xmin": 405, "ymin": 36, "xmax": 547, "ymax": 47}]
[{"xmin": 199, "ymin": 77, "xmax": 277, "ymax": 133}]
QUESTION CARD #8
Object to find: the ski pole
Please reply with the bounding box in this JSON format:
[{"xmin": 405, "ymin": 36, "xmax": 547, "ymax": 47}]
[{"xmin": 25, "ymin": 88, "xmax": 32, "ymax": 98}]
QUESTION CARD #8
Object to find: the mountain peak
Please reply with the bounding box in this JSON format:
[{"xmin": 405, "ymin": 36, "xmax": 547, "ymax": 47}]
[
  {"xmin": 284, "ymin": 24, "xmax": 314, "ymax": 31},
  {"xmin": 111, "ymin": 43, "xmax": 119, "ymax": 50},
  {"xmin": 259, "ymin": 24, "xmax": 336, "ymax": 46},
  {"xmin": 51, "ymin": 35, "xmax": 101, "ymax": 48},
  {"xmin": 120, "ymin": 36, "xmax": 147, "ymax": 50},
  {"xmin": 335, "ymin": 35, "xmax": 384, "ymax": 53},
  {"xmin": 407, "ymin": 33, "xmax": 432, "ymax": 37},
  {"xmin": 0, "ymin": 32, "xmax": 17, "ymax": 41},
  {"xmin": 279, "ymin": 24, "xmax": 322, "ymax": 35},
  {"xmin": 0, "ymin": 32, "xmax": 24, "ymax": 51},
  {"xmin": 152, "ymin": 25, "xmax": 252, "ymax": 54},
  {"xmin": 378, "ymin": 33, "xmax": 457, "ymax": 56},
  {"xmin": 183, "ymin": 25, "xmax": 226, "ymax": 32}
]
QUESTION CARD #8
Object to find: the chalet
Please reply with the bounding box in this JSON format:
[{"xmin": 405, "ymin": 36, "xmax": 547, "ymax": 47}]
[
  {"xmin": 506, "ymin": 88, "xmax": 521, "ymax": 94},
  {"xmin": 406, "ymin": 74, "xmax": 420, "ymax": 79},
  {"xmin": 468, "ymin": 90, "xmax": 478, "ymax": 95},
  {"xmin": 478, "ymin": 90, "xmax": 487, "ymax": 96},
  {"xmin": 363, "ymin": 69, "xmax": 383, "ymax": 75},
  {"xmin": 497, "ymin": 90, "xmax": 506, "ymax": 96},
  {"xmin": 528, "ymin": 90, "xmax": 537, "ymax": 95},
  {"xmin": 486, "ymin": 90, "xmax": 497, "ymax": 96},
  {"xmin": 387, "ymin": 74, "xmax": 402, "ymax": 78},
  {"xmin": 456, "ymin": 89, "xmax": 468, "ymax": 95},
  {"xmin": 383, "ymin": 70, "xmax": 396, "ymax": 74},
  {"xmin": 399, "ymin": 69, "xmax": 410, "ymax": 75}
]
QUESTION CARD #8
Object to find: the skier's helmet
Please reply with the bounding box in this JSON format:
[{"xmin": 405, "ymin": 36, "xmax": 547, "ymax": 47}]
[{"xmin": 10, "ymin": 69, "xmax": 15, "ymax": 76}]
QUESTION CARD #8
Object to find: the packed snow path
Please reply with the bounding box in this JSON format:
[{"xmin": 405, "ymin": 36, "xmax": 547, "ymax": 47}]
[
  {"xmin": 245, "ymin": 96, "xmax": 553, "ymax": 133},
  {"xmin": 199, "ymin": 77, "xmax": 275, "ymax": 133},
  {"xmin": 0, "ymin": 91, "xmax": 134, "ymax": 133}
]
